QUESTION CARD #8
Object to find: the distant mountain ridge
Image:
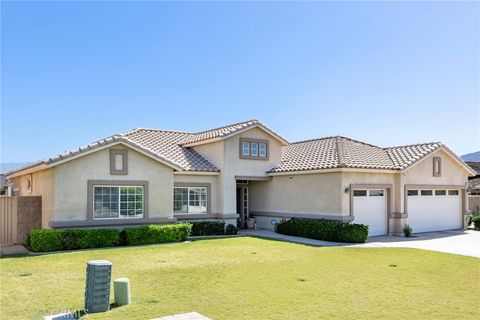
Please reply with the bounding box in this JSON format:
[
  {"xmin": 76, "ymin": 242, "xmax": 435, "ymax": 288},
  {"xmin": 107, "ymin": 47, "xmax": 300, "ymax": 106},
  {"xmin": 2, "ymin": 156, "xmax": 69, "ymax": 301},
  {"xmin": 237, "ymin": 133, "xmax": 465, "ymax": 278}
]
[
  {"xmin": 461, "ymin": 151, "xmax": 480, "ymax": 162},
  {"xmin": 0, "ymin": 162, "xmax": 32, "ymax": 174}
]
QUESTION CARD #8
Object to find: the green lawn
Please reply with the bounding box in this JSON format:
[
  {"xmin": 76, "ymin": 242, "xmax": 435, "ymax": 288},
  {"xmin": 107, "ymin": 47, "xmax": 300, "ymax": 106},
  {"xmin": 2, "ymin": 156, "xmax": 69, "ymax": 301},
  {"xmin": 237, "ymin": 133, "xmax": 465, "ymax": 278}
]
[{"xmin": 1, "ymin": 237, "xmax": 478, "ymax": 320}]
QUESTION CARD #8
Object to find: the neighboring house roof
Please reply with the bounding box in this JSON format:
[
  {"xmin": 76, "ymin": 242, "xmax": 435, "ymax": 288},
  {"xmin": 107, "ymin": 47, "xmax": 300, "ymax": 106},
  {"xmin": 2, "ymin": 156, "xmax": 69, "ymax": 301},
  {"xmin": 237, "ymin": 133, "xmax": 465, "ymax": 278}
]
[
  {"xmin": 466, "ymin": 162, "xmax": 480, "ymax": 176},
  {"xmin": 180, "ymin": 119, "xmax": 289, "ymax": 146},
  {"xmin": 267, "ymin": 136, "xmax": 466, "ymax": 173},
  {"xmin": 468, "ymin": 177, "xmax": 480, "ymax": 191}
]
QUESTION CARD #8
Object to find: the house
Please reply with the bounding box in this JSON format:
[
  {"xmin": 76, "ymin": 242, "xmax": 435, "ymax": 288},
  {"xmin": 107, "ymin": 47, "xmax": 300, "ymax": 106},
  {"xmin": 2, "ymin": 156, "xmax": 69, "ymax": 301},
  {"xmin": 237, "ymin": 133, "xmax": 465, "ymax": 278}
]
[
  {"xmin": 466, "ymin": 162, "xmax": 480, "ymax": 215},
  {"xmin": 5, "ymin": 119, "xmax": 475, "ymax": 236}
]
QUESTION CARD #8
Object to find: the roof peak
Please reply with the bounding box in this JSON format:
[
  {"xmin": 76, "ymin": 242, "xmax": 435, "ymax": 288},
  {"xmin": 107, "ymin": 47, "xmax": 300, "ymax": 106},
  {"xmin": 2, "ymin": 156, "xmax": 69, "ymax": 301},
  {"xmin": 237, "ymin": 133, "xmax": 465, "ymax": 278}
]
[
  {"xmin": 289, "ymin": 135, "xmax": 381, "ymax": 149},
  {"xmin": 384, "ymin": 141, "xmax": 442, "ymax": 149},
  {"xmin": 192, "ymin": 119, "xmax": 260, "ymax": 135}
]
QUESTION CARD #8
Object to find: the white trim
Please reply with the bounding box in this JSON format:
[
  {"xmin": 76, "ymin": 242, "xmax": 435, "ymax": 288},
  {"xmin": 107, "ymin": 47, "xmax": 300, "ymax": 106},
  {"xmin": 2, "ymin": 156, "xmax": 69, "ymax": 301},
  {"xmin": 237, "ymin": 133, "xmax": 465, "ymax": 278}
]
[
  {"xmin": 268, "ymin": 168, "xmax": 399, "ymax": 176},
  {"xmin": 5, "ymin": 163, "xmax": 49, "ymax": 179},
  {"xmin": 173, "ymin": 186, "xmax": 208, "ymax": 214}
]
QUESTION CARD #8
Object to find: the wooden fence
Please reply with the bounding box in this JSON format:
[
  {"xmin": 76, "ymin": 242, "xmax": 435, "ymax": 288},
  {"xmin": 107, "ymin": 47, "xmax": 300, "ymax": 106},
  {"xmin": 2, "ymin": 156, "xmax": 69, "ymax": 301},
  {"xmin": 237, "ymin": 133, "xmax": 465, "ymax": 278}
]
[
  {"xmin": 0, "ymin": 196, "xmax": 17, "ymax": 245},
  {"xmin": 0, "ymin": 196, "xmax": 42, "ymax": 245}
]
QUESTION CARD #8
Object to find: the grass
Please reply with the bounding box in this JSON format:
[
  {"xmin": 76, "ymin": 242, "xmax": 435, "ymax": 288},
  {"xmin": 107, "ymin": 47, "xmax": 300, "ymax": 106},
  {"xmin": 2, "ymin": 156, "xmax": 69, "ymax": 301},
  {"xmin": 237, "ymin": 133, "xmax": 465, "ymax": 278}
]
[{"xmin": 0, "ymin": 237, "xmax": 478, "ymax": 319}]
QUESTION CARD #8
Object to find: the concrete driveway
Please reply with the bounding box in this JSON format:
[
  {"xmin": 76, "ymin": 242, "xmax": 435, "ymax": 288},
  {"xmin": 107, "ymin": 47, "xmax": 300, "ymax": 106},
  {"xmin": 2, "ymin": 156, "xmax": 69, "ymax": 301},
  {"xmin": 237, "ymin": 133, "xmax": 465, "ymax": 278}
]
[{"xmin": 354, "ymin": 230, "xmax": 480, "ymax": 258}]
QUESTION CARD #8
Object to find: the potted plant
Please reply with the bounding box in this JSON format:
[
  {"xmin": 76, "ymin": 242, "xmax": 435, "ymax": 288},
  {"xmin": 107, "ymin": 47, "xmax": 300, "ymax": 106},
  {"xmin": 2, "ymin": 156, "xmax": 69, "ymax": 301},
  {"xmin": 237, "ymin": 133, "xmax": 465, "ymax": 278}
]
[{"xmin": 246, "ymin": 217, "xmax": 256, "ymax": 229}]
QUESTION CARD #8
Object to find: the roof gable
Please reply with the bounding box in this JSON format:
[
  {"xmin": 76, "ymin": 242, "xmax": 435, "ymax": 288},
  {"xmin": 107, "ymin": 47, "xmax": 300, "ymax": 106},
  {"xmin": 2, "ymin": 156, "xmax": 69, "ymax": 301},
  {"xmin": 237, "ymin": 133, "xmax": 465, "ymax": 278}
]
[{"xmin": 180, "ymin": 119, "xmax": 289, "ymax": 146}]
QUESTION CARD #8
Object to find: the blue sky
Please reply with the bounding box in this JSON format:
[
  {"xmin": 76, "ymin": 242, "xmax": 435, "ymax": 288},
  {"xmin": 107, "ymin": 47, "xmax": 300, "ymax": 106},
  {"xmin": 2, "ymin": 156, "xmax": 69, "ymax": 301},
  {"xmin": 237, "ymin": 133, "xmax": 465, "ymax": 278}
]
[{"xmin": 1, "ymin": 1, "xmax": 479, "ymax": 163}]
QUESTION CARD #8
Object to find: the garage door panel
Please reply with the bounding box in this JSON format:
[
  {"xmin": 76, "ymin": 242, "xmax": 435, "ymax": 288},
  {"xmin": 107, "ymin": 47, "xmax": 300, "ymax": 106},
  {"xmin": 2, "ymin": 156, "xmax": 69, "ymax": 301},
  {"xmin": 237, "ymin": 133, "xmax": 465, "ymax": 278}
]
[
  {"xmin": 353, "ymin": 189, "xmax": 387, "ymax": 236},
  {"xmin": 407, "ymin": 189, "xmax": 462, "ymax": 233}
]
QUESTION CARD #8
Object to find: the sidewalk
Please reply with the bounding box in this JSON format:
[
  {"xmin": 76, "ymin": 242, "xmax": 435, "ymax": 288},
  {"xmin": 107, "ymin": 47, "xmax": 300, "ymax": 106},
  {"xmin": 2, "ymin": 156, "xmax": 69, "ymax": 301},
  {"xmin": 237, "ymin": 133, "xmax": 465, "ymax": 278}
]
[{"xmin": 0, "ymin": 245, "xmax": 31, "ymax": 257}]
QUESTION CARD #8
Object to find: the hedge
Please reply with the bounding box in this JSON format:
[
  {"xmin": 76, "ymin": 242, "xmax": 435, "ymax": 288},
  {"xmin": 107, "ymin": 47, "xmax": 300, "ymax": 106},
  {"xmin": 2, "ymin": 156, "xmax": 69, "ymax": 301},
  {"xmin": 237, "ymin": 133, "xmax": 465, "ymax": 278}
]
[
  {"xmin": 225, "ymin": 224, "xmax": 239, "ymax": 235},
  {"xmin": 62, "ymin": 229, "xmax": 120, "ymax": 250},
  {"xmin": 471, "ymin": 216, "xmax": 480, "ymax": 231},
  {"xmin": 275, "ymin": 218, "xmax": 369, "ymax": 243},
  {"xmin": 122, "ymin": 223, "xmax": 192, "ymax": 245},
  {"xmin": 189, "ymin": 221, "xmax": 225, "ymax": 236},
  {"xmin": 28, "ymin": 229, "xmax": 63, "ymax": 252}
]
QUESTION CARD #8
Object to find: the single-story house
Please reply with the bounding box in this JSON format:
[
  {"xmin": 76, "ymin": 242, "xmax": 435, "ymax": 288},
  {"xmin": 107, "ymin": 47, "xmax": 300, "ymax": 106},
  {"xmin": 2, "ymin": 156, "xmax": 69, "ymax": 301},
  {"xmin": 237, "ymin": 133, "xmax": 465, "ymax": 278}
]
[
  {"xmin": 466, "ymin": 162, "xmax": 480, "ymax": 215},
  {"xmin": 6, "ymin": 119, "xmax": 475, "ymax": 236}
]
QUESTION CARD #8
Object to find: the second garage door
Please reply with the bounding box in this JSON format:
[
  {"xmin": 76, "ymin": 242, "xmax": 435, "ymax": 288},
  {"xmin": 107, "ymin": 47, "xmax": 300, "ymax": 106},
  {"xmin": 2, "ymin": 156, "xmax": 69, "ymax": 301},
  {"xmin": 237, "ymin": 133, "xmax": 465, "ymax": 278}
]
[
  {"xmin": 353, "ymin": 189, "xmax": 387, "ymax": 236},
  {"xmin": 407, "ymin": 189, "xmax": 462, "ymax": 233}
]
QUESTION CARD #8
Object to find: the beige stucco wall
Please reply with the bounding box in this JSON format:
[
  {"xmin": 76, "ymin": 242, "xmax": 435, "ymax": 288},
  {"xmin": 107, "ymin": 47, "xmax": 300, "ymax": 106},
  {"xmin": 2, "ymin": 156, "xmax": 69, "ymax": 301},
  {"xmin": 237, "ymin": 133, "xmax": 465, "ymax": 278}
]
[
  {"xmin": 192, "ymin": 126, "xmax": 284, "ymax": 216},
  {"xmin": 13, "ymin": 169, "xmax": 55, "ymax": 228},
  {"xmin": 173, "ymin": 174, "xmax": 220, "ymax": 214},
  {"xmin": 403, "ymin": 149, "xmax": 469, "ymax": 186},
  {"xmin": 250, "ymin": 173, "xmax": 343, "ymax": 215},
  {"xmin": 54, "ymin": 145, "xmax": 174, "ymax": 222}
]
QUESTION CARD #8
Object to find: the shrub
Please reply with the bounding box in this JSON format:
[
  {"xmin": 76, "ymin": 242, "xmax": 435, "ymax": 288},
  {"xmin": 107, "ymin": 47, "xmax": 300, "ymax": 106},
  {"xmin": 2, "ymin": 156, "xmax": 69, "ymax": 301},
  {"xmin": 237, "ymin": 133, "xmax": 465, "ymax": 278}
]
[
  {"xmin": 123, "ymin": 223, "xmax": 192, "ymax": 245},
  {"xmin": 190, "ymin": 221, "xmax": 225, "ymax": 236},
  {"xmin": 471, "ymin": 216, "xmax": 480, "ymax": 231},
  {"xmin": 28, "ymin": 229, "xmax": 63, "ymax": 252},
  {"xmin": 225, "ymin": 224, "xmax": 239, "ymax": 235},
  {"xmin": 275, "ymin": 218, "xmax": 368, "ymax": 243},
  {"xmin": 403, "ymin": 224, "xmax": 412, "ymax": 237},
  {"xmin": 62, "ymin": 229, "xmax": 120, "ymax": 250}
]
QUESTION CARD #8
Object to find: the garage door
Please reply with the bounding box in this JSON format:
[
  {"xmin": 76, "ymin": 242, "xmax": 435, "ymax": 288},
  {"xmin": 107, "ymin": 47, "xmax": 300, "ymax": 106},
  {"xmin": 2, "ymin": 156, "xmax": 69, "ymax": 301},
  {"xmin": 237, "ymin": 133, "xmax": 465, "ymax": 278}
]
[
  {"xmin": 353, "ymin": 189, "xmax": 387, "ymax": 236},
  {"xmin": 407, "ymin": 189, "xmax": 462, "ymax": 233}
]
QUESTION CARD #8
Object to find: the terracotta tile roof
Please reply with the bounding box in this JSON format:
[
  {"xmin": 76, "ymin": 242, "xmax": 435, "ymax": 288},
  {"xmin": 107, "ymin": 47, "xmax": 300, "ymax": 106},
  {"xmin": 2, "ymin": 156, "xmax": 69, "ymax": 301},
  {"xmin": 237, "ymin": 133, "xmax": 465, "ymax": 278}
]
[
  {"xmin": 122, "ymin": 129, "xmax": 219, "ymax": 172},
  {"xmin": 267, "ymin": 136, "xmax": 442, "ymax": 173},
  {"xmin": 384, "ymin": 142, "xmax": 442, "ymax": 170},
  {"xmin": 180, "ymin": 119, "xmax": 288, "ymax": 145}
]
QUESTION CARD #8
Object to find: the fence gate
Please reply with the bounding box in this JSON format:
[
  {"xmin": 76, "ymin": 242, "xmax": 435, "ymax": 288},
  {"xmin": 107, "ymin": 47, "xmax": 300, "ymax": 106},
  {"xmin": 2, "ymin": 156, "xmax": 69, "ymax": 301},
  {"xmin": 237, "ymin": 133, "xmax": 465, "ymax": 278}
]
[{"xmin": 0, "ymin": 196, "xmax": 17, "ymax": 245}]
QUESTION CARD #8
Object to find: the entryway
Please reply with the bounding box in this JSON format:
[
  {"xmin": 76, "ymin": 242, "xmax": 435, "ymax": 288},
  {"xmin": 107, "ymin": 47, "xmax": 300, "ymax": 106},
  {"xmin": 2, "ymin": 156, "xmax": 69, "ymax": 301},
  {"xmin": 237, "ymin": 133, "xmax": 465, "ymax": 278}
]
[{"xmin": 236, "ymin": 180, "xmax": 249, "ymax": 228}]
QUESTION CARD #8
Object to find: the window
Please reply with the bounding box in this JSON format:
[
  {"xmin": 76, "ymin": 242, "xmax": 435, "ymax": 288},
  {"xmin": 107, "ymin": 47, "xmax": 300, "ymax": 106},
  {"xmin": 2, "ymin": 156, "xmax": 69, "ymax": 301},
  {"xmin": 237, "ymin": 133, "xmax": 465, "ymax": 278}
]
[
  {"xmin": 433, "ymin": 157, "xmax": 441, "ymax": 177},
  {"xmin": 251, "ymin": 143, "xmax": 258, "ymax": 156},
  {"xmin": 369, "ymin": 190, "xmax": 384, "ymax": 197},
  {"xmin": 242, "ymin": 142, "xmax": 250, "ymax": 156},
  {"xmin": 259, "ymin": 143, "xmax": 267, "ymax": 157},
  {"xmin": 421, "ymin": 190, "xmax": 433, "ymax": 196},
  {"xmin": 239, "ymin": 138, "xmax": 269, "ymax": 160},
  {"xmin": 448, "ymin": 190, "xmax": 459, "ymax": 196},
  {"xmin": 110, "ymin": 149, "xmax": 128, "ymax": 175},
  {"xmin": 174, "ymin": 187, "xmax": 207, "ymax": 214},
  {"xmin": 93, "ymin": 185, "xmax": 143, "ymax": 219},
  {"xmin": 353, "ymin": 190, "xmax": 367, "ymax": 197},
  {"xmin": 435, "ymin": 190, "xmax": 446, "ymax": 196},
  {"xmin": 407, "ymin": 190, "xmax": 418, "ymax": 196}
]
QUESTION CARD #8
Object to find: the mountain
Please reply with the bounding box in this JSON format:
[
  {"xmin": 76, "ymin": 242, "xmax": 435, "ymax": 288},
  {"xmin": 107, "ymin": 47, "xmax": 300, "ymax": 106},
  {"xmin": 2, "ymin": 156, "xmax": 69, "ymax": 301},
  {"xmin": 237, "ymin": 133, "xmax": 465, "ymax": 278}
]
[
  {"xmin": 0, "ymin": 162, "xmax": 32, "ymax": 174},
  {"xmin": 461, "ymin": 151, "xmax": 480, "ymax": 162}
]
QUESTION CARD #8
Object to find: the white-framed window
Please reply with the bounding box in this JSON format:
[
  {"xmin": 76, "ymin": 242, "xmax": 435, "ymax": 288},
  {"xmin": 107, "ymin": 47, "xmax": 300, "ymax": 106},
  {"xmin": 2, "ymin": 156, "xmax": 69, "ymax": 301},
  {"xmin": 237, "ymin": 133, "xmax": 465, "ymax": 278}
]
[
  {"xmin": 353, "ymin": 190, "xmax": 367, "ymax": 197},
  {"xmin": 369, "ymin": 190, "xmax": 384, "ymax": 197},
  {"xmin": 435, "ymin": 190, "xmax": 446, "ymax": 196},
  {"xmin": 407, "ymin": 190, "xmax": 418, "ymax": 196},
  {"xmin": 242, "ymin": 142, "xmax": 250, "ymax": 156},
  {"xmin": 239, "ymin": 138, "xmax": 269, "ymax": 159},
  {"xmin": 251, "ymin": 142, "xmax": 258, "ymax": 156},
  {"xmin": 420, "ymin": 190, "xmax": 433, "ymax": 196},
  {"xmin": 259, "ymin": 143, "xmax": 267, "ymax": 157},
  {"xmin": 448, "ymin": 190, "xmax": 459, "ymax": 196},
  {"xmin": 93, "ymin": 185, "xmax": 144, "ymax": 219},
  {"xmin": 433, "ymin": 157, "xmax": 441, "ymax": 177},
  {"xmin": 174, "ymin": 187, "xmax": 207, "ymax": 214}
]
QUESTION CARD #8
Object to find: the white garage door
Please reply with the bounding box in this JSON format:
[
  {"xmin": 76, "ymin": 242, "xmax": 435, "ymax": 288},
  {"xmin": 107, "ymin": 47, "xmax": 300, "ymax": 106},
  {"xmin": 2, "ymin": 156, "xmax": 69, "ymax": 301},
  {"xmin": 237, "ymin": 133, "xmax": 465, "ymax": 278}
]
[
  {"xmin": 353, "ymin": 189, "xmax": 387, "ymax": 236},
  {"xmin": 407, "ymin": 189, "xmax": 462, "ymax": 233}
]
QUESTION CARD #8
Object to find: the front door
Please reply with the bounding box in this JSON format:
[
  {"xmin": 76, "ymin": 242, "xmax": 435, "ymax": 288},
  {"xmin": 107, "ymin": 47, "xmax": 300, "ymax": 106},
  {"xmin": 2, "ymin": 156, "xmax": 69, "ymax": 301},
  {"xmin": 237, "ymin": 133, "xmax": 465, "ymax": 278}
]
[{"xmin": 236, "ymin": 186, "xmax": 249, "ymax": 228}]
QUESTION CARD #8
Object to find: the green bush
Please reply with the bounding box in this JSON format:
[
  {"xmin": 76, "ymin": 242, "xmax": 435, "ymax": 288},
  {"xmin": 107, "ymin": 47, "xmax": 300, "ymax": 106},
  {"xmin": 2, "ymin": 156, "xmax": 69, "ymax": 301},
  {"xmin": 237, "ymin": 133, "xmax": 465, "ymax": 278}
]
[
  {"xmin": 225, "ymin": 224, "xmax": 239, "ymax": 235},
  {"xmin": 62, "ymin": 229, "xmax": 120, "ymax": 250},
  {"xmin": 403, "ymin": 224, "xmax": 412, "ymax": 237},
  {"xmin": 275, "ymin": 218, "xmax": 368, "ymax": 243},
  {"xmin": 471, "ymin": 216, "xmax": 480, "ymax": 231},
  {"xmin": 123, "ymin": 223, "xmax": 192, "ymax": 245},
  {"xmin": 28, "ymin": 229, "xmax": 63, "ymax": 252},
  {"xmin": 190, "ymin": 221, "xmax": 225, "ymax": 236}
]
